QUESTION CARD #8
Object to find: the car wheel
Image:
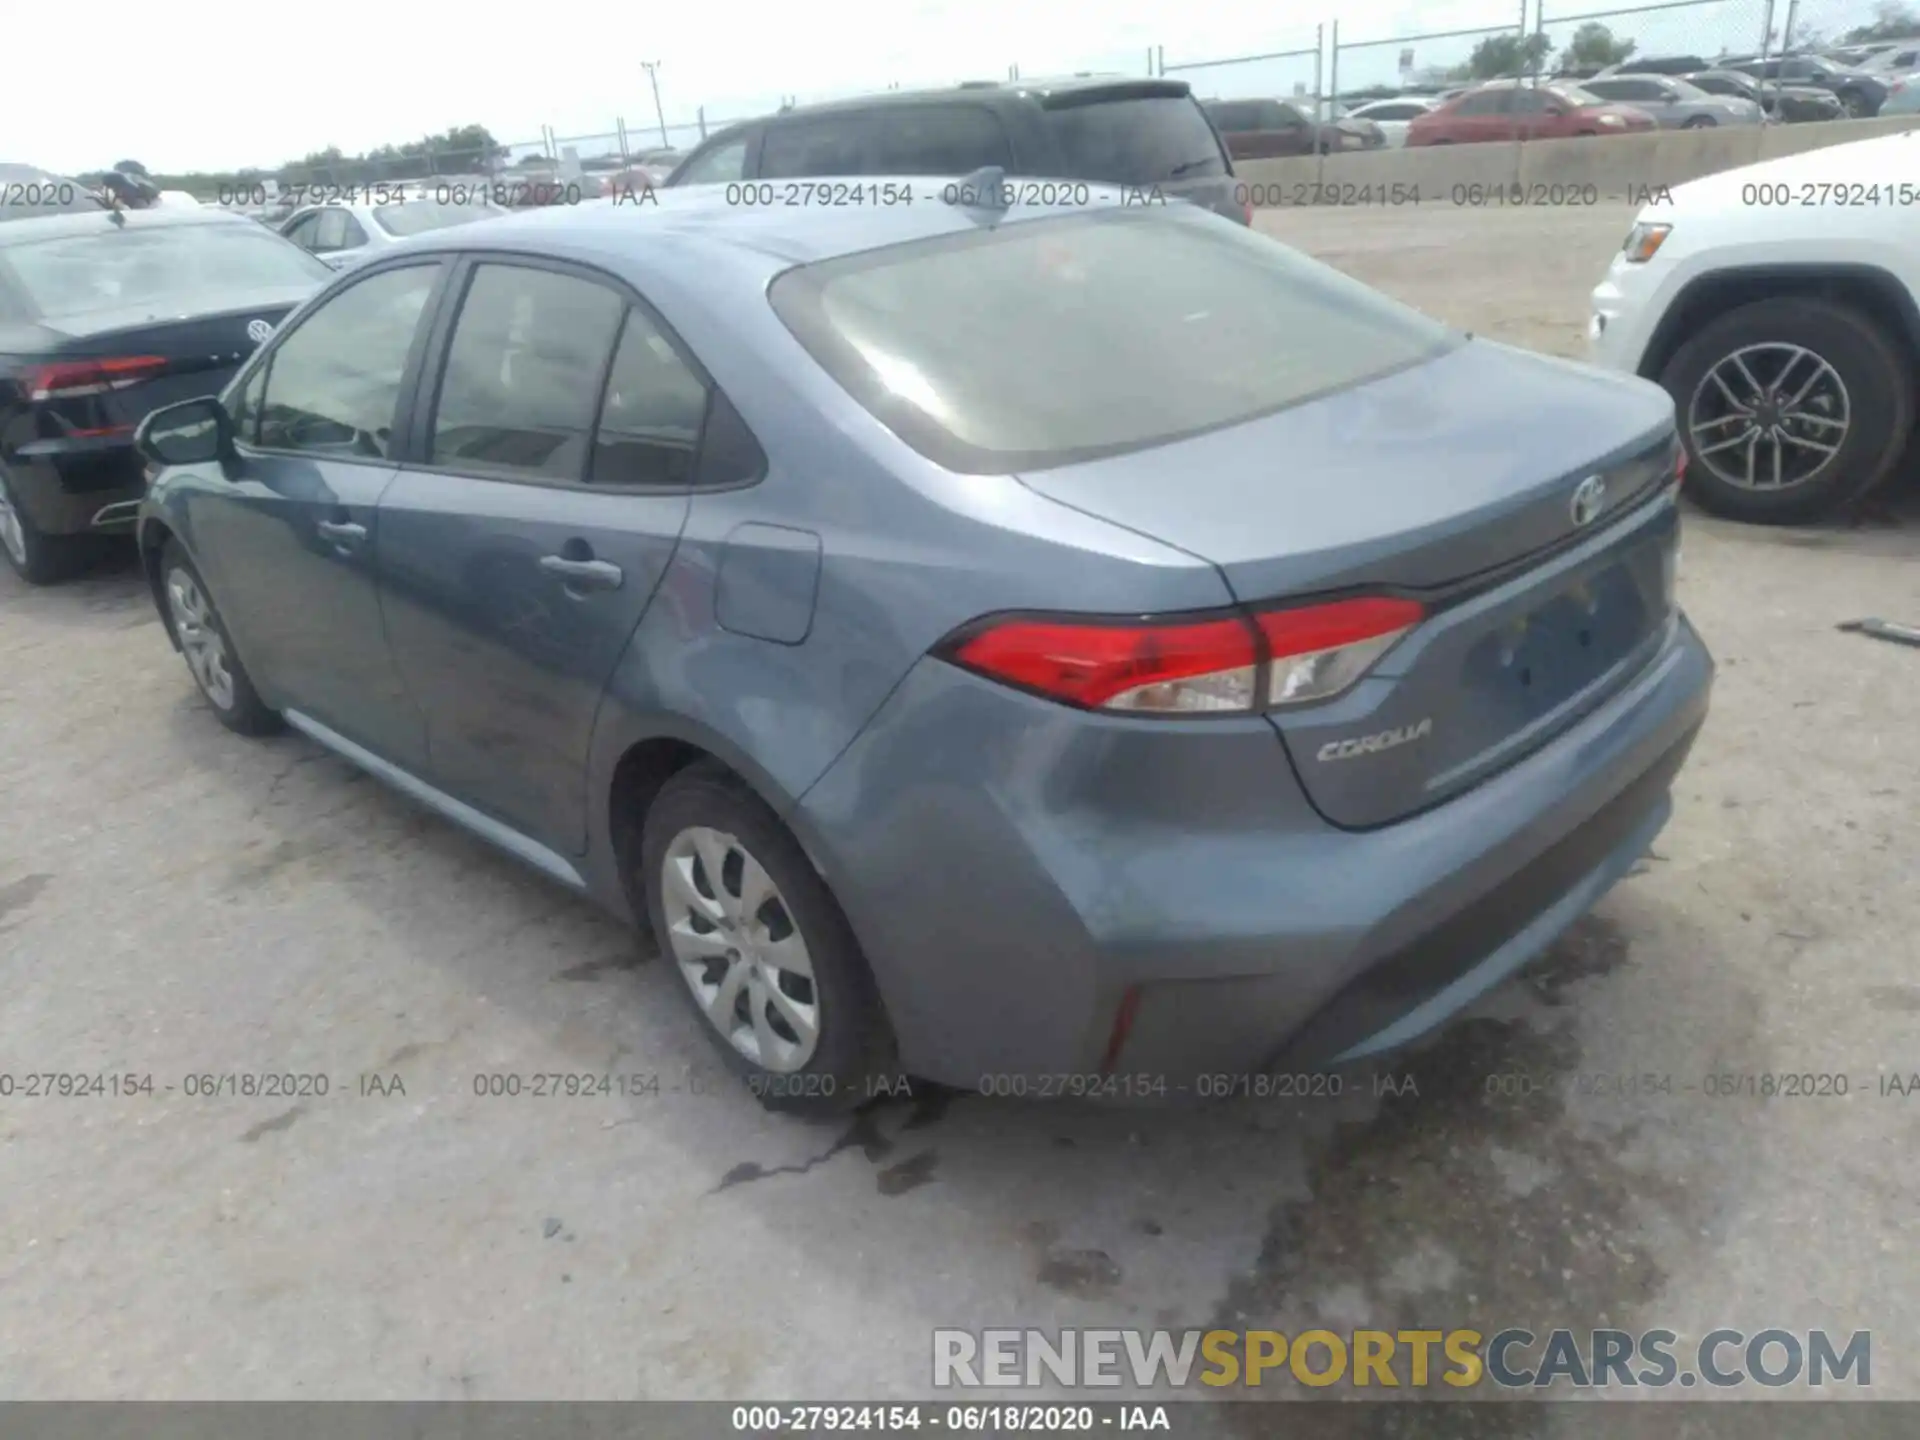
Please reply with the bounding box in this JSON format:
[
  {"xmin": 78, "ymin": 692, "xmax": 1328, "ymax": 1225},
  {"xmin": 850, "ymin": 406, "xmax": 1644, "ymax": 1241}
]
[
  {"xmin": 640, "ymin": 762, "xmax": 895, "ymax": 1114},
  {"xmin": 1682, "ymin": 115, "xmax": 1716, "ymax": 128},
  {"xmin": 1660, "ymin": 297, "xmax": 1911, "ymax": 524},
  {"xmin": 1840, "ymin": 90, "xmax": 1871, "ymax": 118},
  {"xmin": 0, "ymin": 468, "xmax": 97, "ymax": 586},
  {"xmin": 160, "ymin": 542, "xmax": 281, "ymax": 735}
]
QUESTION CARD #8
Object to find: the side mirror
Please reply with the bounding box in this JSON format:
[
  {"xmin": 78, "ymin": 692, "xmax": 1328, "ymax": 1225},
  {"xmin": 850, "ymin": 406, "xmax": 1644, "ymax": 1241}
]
[
  {"xmin": 1543, "ymin": 102, "xmax": 1569, "ymax": 116},
  {"xmin": 136, "ymin": 396, "xmax": 234, "ymax": 469}
]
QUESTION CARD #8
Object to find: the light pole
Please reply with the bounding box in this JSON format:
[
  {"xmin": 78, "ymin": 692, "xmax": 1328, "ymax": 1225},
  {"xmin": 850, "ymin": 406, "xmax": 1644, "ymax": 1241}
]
[{"xmin": 641, "ymin": 61, "xmax": 669, "ymax": 149}]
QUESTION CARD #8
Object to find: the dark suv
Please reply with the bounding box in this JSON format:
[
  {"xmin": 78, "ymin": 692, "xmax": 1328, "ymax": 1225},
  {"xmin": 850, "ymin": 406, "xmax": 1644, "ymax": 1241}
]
[{"xmin": 663, "ymin": 77, "xmax": 1250, "ymax": 224}]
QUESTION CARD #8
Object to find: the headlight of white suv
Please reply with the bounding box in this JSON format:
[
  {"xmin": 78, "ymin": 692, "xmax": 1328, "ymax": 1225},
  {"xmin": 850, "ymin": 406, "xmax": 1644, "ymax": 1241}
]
[{"xmin": 1621, "ymin": 221, "xmax": 1672, "ymax": 263}]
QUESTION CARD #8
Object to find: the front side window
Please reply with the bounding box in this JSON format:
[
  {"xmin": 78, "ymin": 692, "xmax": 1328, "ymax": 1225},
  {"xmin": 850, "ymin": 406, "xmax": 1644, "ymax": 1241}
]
[
  {"xmin": 771, "ymin": 207, "xmax": 1458, "ymax": 474},
  {"xmin": 256, "ymin": 263, "xmax": 439, "ymax": 457},
  {"xmin": 430, "ymin": 264, "xmax": 626, "ymax": 481}
]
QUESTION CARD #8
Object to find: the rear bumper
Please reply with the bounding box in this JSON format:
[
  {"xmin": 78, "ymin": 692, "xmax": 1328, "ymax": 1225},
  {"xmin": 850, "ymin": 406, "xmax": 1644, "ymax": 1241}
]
[
  {"xmin": 1, "ymin": 445, "xmax": 144, "ymax": 536},
  {"xmin": 797, "ymin": 612, "xmax": 1713, "ymax": 1090}
]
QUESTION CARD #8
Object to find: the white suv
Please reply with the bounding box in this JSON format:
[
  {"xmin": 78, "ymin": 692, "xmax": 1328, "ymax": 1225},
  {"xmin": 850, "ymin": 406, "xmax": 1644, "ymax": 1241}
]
[{"xmin": 1589, "ymin": 129, "xmax": 1918, "ymax": 523}]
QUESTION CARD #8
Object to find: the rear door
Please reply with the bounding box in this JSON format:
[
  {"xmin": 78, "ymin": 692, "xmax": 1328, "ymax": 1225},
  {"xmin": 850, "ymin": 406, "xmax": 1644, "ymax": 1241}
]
[
  {"xmin": 186, "ymin": 259, "xmax": 447, "ymax": 769},
  {"xmin": 1037, "ymin": 84, "xmax": 1242, "ymax": 222},
  {"xmin": 376, "ymin": 258, "xmax": 698, "ymax": 854}
]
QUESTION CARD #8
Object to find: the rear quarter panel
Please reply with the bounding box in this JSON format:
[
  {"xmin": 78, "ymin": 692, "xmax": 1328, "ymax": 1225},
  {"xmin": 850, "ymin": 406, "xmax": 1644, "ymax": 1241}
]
[{"xmin": 578, "ymin": 239, "xmax": 1234, "ymax": 895}]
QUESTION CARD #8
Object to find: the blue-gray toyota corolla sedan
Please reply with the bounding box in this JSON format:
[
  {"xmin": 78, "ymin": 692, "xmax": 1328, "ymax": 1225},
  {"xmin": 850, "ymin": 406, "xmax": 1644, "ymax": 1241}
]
[{"xmin": 134, "ymin": 179, "xmax": 1713, "ymax": 1112}]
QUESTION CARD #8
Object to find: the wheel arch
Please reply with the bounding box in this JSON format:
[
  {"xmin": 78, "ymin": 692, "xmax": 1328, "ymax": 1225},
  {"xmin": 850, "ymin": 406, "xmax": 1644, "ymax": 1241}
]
[
  {"xmin": 1639, "ymin": 263, "xmax": 1920, "ymax": 386},
  {"xmin": 137, "ymin": 516, "xmax": 182, "ymax": 651}
]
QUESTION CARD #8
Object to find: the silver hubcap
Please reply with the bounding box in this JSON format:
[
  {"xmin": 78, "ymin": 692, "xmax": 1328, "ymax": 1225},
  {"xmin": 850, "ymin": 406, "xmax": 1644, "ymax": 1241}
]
[
  {"xmin": 165, "ymin": 568, "xmax": 236, "ymax": 710},
  {"xmin": 1687, "ymin": 342, "xmax": 1850, "ymax": 493},
  {"xmin": 0, "ymin": 482, "xmax": 26, "ymax": 567},
  {"xmin": 661, "ymin": 827, "xmax": 819, "ymax": 1072}
]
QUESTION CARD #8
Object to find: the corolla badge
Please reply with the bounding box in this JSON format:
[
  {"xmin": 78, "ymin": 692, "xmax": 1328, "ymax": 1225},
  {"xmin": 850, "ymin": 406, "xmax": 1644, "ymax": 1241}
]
[
  {"xmin": 247, "ymin": 318, "xmax": 275, "ymax": 344},
  {"xmin": 1316, "ymin": 717, "xmax": 1432, "ymax": 763},
  {"xmin": 1570, "ymin": 474, "xmax": 1608, "ymax": 527}
]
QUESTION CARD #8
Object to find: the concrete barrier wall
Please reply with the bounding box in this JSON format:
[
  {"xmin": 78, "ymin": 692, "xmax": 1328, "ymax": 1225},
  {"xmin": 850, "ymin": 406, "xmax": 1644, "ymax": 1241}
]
[{"xmin": 1239, "ymin": 114, "xmax": 1920, "ymax": 208}]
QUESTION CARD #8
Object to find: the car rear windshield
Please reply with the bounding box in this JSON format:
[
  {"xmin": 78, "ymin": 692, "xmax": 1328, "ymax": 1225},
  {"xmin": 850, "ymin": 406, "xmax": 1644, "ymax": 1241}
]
[
  {"xmin": 1043, "ymin": 94, "xmax": 1229, "ymax": 184},
  {"xmin": 373, "ymin": 197, "xmax": 505, "ymax": 237},
  {"xmin": 770, "ymin": 207, "xmax": 1459, "ymax": 474},
  {"xmin": 1, "ymin": 222, "xmax": 331, "ymax": 320}
]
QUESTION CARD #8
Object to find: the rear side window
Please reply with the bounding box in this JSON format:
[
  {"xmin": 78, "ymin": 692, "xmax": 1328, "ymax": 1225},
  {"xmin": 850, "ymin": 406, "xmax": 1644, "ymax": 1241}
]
[
  {"xmin": 1044, "ymin": 95, "xmax": 1228, "ymax": 183},
  {"xmin": 771, "ymin": 208, "xmax": 1457, "ymax": 474},
  {"xmin": 430, "ymin": 263, "xmax": 626, "ymax": 481},
  {"xmin": 590, "ymin": 309, "xmax": 710, "ymax": 487},
  {"xmin": 866, "ymin": 106, "xmax": 1013, "ymax": 173},
  {"xmin": 761, "ymin": 115, "xmax": 873, "ymax": 178},
  {"xmin": 0, "ymin": 222, "xmax": 329, "ymax": 320}
]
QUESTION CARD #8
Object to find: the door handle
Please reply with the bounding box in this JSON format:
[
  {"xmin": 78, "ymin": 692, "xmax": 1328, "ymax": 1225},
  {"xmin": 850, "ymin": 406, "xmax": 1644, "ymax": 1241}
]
[
  {"xmin": 317, "ymin": 519, "xmax": 367, "ymax": 545},
  {"xmin": 539, "ymin": 554, "xmax": 624, "ymax": 591}
]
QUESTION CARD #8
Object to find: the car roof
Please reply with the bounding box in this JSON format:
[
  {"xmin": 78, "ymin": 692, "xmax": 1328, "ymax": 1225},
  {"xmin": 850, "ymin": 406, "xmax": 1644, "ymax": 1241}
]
[
  {"xmin": 0, "ymin": 205, "xmax": 255, "ymax": 248},
  {"xmin": 694, "ymin": 76, "xmax": 1196, "ymax": 141},
  {"xmin": 381, "ymin": 176, "xmax": 1149, "ymax": 276}
]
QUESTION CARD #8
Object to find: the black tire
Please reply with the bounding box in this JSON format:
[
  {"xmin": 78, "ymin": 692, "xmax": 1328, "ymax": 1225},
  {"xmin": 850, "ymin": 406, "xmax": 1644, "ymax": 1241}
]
[
  {"xmin": 1839, "ymin": 90, "xmax": 1872, "ymax": 118},
  {"xmin": 159, "ymin": 541, "xmax": 282, "ymax": 735},
  {"xmin": 1659, "ymin": 297, "xmax": 1911, "ymax": 525},
  {"xmin": 638, "ymin": 762, "xmax": 895, "ymax": 1115},
  {"xmin": 1682, "ymin": 115, "xmax": 1716, "ymax": 128},
  {"xmin": 0, "ymin": 468, "xmax": 100, "ymax": 586}
]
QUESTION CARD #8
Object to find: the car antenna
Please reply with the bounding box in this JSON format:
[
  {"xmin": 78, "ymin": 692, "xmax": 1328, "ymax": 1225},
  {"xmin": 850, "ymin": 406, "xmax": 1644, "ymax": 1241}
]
[{"xmin": 947, "ymin": 164, "xmax": 1012, "ymax": 224}]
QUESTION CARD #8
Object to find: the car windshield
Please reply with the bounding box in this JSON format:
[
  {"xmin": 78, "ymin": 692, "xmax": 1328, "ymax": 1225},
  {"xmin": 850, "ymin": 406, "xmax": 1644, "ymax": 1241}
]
[
  {"xmin": 1, "ymin": 221, "xmax": 330, "ymax": 319},
  {"xmin": 770, "ymin": 207, "xmax": 1459, "ymax": 474},
  {"xmin": 372, "ymin": 197, "xmax": 506, "ymax": 237},
  {"xmin": 1043, "ymin": 94, "xmax": 1229, "ymax": 184}
]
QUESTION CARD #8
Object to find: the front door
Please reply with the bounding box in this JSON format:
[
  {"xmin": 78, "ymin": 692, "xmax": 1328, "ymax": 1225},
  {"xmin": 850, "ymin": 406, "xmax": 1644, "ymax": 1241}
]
[
  {"xmin": 188, "ymin": 260, "xmax": 447, "ymax": 769},
  {"xmin": 377, "ymin": 259, "xmax": 702, "ymax": 854}
]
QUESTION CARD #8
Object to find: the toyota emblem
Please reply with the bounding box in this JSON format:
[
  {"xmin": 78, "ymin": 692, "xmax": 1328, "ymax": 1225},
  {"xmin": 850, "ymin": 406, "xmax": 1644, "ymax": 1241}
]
[
  {"xmin": 246, "ymin": 318, "xmax": 274, "ymax": 344},
  {"xmin": 1570, "ymin": 474, "xmax": 1607, "ymax": 527}
]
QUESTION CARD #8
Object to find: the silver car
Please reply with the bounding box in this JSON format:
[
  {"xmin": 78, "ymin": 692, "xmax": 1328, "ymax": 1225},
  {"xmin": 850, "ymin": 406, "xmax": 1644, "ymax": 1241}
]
[
  {"xmin": 1343, "ymin": 96, "xmax": 1438, "ymax": 147},
  {"xmin": 1583, "ymin": 73, "xmax": 1764, "ymax": 127},
  {"xmin": 279, "ymin": 193, "xmax": 507, "ymax": 271}
]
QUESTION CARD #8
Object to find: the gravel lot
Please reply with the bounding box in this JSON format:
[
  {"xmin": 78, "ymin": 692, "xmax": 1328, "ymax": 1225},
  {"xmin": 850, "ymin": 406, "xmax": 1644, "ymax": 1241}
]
[{"xmin": 2, "ymin": 204, "xmax": 1918, "ymax": 1416}]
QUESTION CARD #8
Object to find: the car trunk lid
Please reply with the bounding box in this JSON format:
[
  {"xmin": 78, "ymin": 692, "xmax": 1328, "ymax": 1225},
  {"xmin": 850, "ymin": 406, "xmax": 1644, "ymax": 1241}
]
[{"xmin": 1016, "ymin": 339, "xmax": 1682, "ymax": 827}]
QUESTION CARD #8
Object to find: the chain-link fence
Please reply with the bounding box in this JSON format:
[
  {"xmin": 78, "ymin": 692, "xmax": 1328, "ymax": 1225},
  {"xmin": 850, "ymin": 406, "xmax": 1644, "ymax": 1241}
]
[
  {"xmin": 1535, "ymin": 0, "xmax": 1774, "ymax": 72},
  {"xmin": 1155, "ymin": 30, "xmax": 1327, "ymax": 116},
  {"xmin": 237, "ymin": 0, "xmax": 1909, "ymax": 193}
]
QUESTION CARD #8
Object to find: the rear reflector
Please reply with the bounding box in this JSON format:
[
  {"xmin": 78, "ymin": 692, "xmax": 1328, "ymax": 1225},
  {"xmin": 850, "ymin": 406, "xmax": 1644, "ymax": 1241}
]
[
  {"xmin": 942, "ymin": 595, "xmax": 1425, "ymax": 716},
  {"xmin": 26, "ymin": 355, "xmax": 168, "ymax": 402}
]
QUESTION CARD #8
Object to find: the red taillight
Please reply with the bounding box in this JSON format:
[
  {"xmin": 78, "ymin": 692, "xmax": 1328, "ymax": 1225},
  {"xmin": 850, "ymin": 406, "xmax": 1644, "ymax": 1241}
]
[
  {"xmin": 25, "ymin": 355, "xmax": 168, "ymax": 402},
  {"xmin": 942, "ymin": 595, "xmax": 1425, "ymax": 716},
  {"xmin": 948, "ymin": 613, "xmax": 1260, "ymax": 713},
  {"xmin": 1257, "ymin": 596, "xmax": 1425, "ymax": 708}
]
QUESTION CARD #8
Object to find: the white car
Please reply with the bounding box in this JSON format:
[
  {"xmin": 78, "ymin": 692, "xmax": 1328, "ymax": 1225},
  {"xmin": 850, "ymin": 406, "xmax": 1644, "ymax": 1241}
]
[
  {"xmin": 278, "ymin": 193, "xmax": 509, "ymax": 271},
  {"xmin": 1588, "ymin": 130, "xmax": 1917, "ymax": 523},
  {"xmin": 1341, "ymin": 97, "xmax": 1437, "ymax": 147}
]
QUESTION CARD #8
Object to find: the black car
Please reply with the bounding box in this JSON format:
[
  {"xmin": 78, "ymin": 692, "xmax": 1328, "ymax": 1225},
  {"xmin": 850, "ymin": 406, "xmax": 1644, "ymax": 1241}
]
[
  {"xmin": 1727, "ymin": 55, "xmax": 1887, "ymax": 115},
  {"xmin": 0, "ymin": 208, "xmax": 329, "ymax": 583},
  {"xmin": 1682, "ymin": 68, "xmax": 1845, "ymax": 122},
  {"xmin": 664, "ymin": 76, "xmax": 1249, "ymax": 225}
]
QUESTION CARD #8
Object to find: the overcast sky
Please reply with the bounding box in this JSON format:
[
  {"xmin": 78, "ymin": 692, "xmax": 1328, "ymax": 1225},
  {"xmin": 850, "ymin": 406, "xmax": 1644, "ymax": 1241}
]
[{"xmin": 7, "ymin": 0, "xmax": 1858, "ymax": 173}]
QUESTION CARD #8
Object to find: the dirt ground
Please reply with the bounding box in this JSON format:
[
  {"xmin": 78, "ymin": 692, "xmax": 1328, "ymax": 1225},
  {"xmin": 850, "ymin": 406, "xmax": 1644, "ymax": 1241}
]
[{"xmin": 1, "ymin": 203, "xmax": 1917, "ymax": 1416}]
